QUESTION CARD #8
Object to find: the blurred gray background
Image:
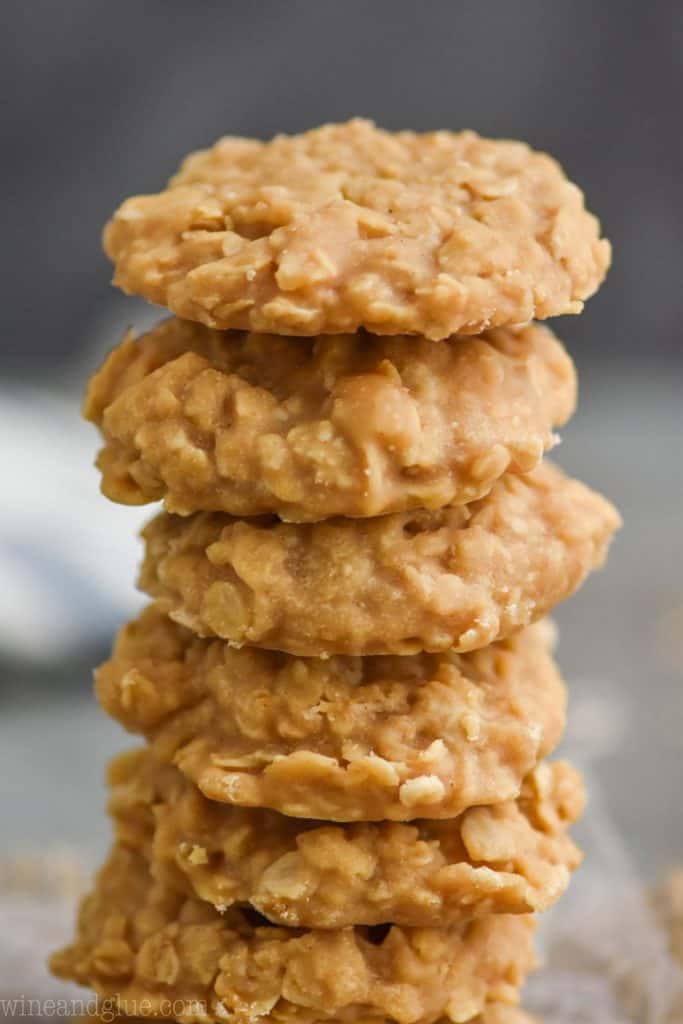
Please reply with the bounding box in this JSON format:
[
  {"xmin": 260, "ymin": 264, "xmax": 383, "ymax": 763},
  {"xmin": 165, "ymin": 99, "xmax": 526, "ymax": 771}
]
[
  {"xmin": 3, "ymin": 0, "xmax": 683, "ymax": 378},
  {"xmin": 0, "ymin": 0, "xmax": 681, "ymax": 883}
]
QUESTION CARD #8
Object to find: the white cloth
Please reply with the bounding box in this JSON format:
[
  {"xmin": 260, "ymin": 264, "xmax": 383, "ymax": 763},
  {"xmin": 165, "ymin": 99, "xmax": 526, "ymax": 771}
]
[{"xmin": 0, "ymin": 388, "xmax": 148, "ymax": 664}]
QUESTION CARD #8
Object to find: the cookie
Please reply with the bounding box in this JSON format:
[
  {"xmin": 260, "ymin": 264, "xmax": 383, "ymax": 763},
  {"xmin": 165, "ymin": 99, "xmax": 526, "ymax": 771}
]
[
  {"xmin": 51, "ymin": 844, "xmax": 536, "ymax": 1024},
  {"xmin": 109, "ymin": 747, "xmax": 584, "ymax": 929},
  {"xmin": 72, "ymin": 1010, "xmax": 538, "ymax": 1024},
  {"xmin": 103, "ymin": 120, "xmax": 610, "ymax": 339},
  {"xmin": 96, "ymin": 607, "xmax": 565, "ymax": 821},
  {"xmin": 85, "ymin": 318, "xmax": 575, "ymax": 520},
  {"xmin": 72, "ymin": 1009, "xmax": 538, "ymax": 1024},
  {"xmin": 139, "ymin": 462, "xmax": 620, "ymax": 656}
]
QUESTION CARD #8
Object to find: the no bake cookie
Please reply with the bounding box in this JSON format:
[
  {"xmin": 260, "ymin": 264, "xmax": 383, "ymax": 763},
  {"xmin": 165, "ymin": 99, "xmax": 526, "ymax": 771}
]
[
  {"xmin": 104, "ymin": 120, "xmax": 609, "ymax": 339},
  {"xmin": 97, "ymin": 607, "xmax": 565, "ymax": 821},
  {"xmin": 85, "ymin": 318, "xmax": 575, "ymax": 520},
  {"xmin": 109, "ymin": 748, "xmax": 584, "ymax": 928},
  {"xmin": 74, "ymin": 1009, "xmax": 538, "ymax": 1024},
  {"xmin": 138, "ymin": 462, "xmax": 620, "ymax": 656},
  {"xmin": 51, "ymin": 844, "xmax": 536, "ymax": 1024}
]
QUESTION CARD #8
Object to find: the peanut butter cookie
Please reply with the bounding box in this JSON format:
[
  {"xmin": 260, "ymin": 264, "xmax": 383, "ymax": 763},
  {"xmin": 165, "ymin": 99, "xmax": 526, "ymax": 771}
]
[
  {"xmin": 73, "ymin": 1009, "xmax": 538, "ymax": 1024},
  {"xmin": 85, "ymin": 318, "xmax": 575, "ymax": 520},
  {"xmin": 109, "ymin": 748, "xmax": 583, "ymax": 928},
  {"xmin": 97, "ymin": 607, "xmax": 565, "ymax": 820},
  {"xmin": 139, "ymin": 463, "xmax": 620, "ymax": 656},
  {"xmin": 104, "ymin": 120, "xmax": 609, "ymax": 339},
  {"xmin": 51, "ymin": 844, "xmax": 536, "ymax": 1024}
]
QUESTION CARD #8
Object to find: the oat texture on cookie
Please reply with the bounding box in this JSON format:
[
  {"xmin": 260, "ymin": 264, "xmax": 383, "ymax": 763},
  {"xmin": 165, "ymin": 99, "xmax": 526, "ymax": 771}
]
[
  {"xmin": 96, "ymin": 607, "xmax": 566, "ymax": 820},
  {"xmin": 52, "ymin": 119, "xmax": 618, "ymax": 1023},
  {"xmin": 107, "ymin": 747, "xmax": 584, "ymax": 928},
  {"xmin": 85, "ymin": 318, "xmax": 575, "ymax": 520},
  {"xmin": 51, "ymin": 844, "xmax": 537, "ymax": 1024},
  {"xmin": 104, "ymin": 119, "xmax": 610, "ymax": 339},
  {"xmin": 74, "ymin": 1009, "xmax": 539, "ymax": 1024},
  {"xmin": 138, "ymin": 462, "xmax": 619, "ymax": 656}
]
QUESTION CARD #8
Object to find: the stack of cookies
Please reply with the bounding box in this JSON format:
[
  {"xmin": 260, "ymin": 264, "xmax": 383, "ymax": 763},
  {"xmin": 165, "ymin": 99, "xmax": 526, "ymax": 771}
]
[{"xmin": 52, "ymin": 121, "xmax": 620, "ymax": 1024}]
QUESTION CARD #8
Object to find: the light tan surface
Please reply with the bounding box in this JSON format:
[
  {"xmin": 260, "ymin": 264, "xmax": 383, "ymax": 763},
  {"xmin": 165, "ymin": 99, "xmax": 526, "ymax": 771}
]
[
  {"xmin": 653, "ymin": 868, "xmax": 683, "ymax": 965},
  {"xmin": 478, "ymin": 1012, "xmax": 538, "ymax": 1024},
  {"xmin": 97, "ymin": 607, "xmax": 565, "ymax": 821},
  {"xmin": 51, "ymin": 844, "xmax": 536, "ymax": 1024},
  {"xmin": 108, "ymin": 748, "xmax": 583, "ymax": 929},
  {"xmin": 139, "ymin": 462, "xmax": 620, "ymax": 656},
  {"xmin": 103, "ymin": 120, "xmax": 609, "ymax": 340},
  {"xmin": 85, "ymin": 318, "xmax": 575, "ymax": 521},
  {"xmin": 477, "ymin": 1012, "xmax": 538, "ymax": 1024}
]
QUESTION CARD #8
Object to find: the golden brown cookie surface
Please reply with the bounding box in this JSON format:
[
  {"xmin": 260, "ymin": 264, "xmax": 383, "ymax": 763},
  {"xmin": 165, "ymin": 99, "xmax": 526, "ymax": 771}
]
[
  {"xmin": 72, "ymin": 1008, "xmax": 538, "ymax": 1024},
  {"xmin": 85, "ymin": 319, "xmax": 575, "ymax": 520},
  {"xmin": 97, "ymin": 608, "xmax": 565, "ymax": 821},
  {"xmin": 139, "ymin": 463, "xmax": 620, "ymax": 656},
  {"xmin": 109, "ymin": 748, "xmax": 583, "ymax": 929},
  {"xmin": 72, "ymin": 1010, "xmax": 539, "ymax": 1024},
  {"xmin": 51, "ymin": 844, "xmax": 536, "ymax": 1024},
  {"xmin": 103, "ymin": 120, "xmax": 609, "ymax": 340}
]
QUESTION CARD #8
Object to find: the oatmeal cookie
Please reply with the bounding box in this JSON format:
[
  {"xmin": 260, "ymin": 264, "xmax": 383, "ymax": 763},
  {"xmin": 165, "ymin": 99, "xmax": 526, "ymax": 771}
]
[
  {"xmin": 139, "ymin": 463, "xmax": 620, "ymax": 656},
  {"xmin": 109, "ymin": 747, "xmax": 583, "ymax": 928},
  {"xmin": 51, "ymin": 844, "xmax": 536, "ymax": 1024},
  {"xmin": 74, "ymin": 1010, "xmax": 538, "ymax": 1024},
  {"xmin": 103, "ymin": 120, "xmax": 609, "ymax": 339},
  {"xmin": 73, "ymin": 1010, "xmax": 537, "ymax": 1024},
  {"xmin": 96, "ymin": 607, "xmax": 565, "ymax": 821},
  {"xmin": 85, "ymin": 318, "xmax": 575, "ymax": 520}
]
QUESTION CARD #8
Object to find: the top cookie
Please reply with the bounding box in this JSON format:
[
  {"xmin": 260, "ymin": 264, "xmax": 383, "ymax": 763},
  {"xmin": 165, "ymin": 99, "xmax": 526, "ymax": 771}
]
[{"xmin": 103, "ymin": 119, "xmax": 610, "ymax": 339}]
